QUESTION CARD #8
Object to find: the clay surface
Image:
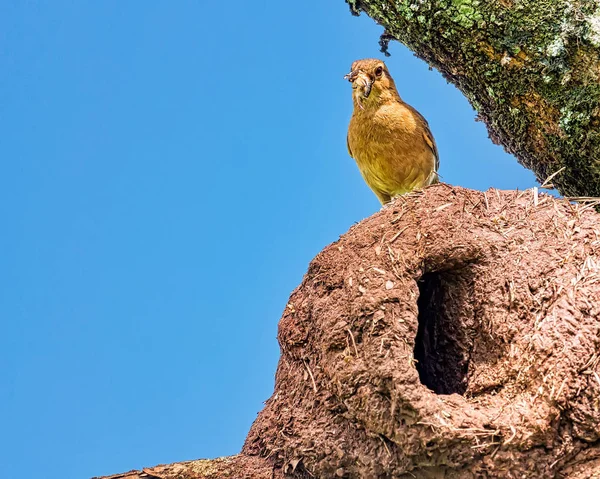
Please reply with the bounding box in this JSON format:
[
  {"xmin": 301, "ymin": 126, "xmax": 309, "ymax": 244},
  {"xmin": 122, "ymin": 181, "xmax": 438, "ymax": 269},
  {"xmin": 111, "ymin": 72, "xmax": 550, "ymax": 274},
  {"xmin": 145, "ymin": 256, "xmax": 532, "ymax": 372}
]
[{"xmin": 244, "ymin": 185, "xmax": 600, "ymax": 478}]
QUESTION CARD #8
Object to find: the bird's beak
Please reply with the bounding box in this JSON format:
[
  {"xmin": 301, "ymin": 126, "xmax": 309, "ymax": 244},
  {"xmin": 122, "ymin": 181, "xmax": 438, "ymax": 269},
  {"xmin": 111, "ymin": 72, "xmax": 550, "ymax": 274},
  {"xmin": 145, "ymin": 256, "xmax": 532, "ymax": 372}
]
[
  {"xmin": 346, "ymin": 70, "xmax": 373, "ymax": 99},
  {"xmin": 344, "ymin": 70, "xmax": 358, "ymax": 82}
]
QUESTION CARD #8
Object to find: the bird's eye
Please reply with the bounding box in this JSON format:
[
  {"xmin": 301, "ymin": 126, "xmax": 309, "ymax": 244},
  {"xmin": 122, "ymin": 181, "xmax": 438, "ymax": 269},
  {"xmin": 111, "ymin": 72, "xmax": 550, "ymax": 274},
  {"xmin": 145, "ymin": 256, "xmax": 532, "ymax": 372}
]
[{"xmin": 375, "ymin": 66, "xmax": 383, "ymax": 77}]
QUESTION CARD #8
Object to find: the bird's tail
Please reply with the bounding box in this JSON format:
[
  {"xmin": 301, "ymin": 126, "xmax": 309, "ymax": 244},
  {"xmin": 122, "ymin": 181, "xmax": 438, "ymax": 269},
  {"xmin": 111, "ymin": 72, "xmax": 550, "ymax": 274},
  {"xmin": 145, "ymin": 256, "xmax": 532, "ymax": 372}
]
[{"xmin": 428, "ymin": 170, "xmax": 441, "ymax": 185}]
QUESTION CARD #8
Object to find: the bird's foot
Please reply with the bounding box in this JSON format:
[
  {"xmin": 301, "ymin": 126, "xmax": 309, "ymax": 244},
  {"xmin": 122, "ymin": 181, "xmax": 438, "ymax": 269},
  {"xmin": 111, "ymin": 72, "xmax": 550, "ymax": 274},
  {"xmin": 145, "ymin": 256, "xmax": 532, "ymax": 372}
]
[
  {"xmin": 380, "ymin": 198, "xmax": 397, "ymax": 211},
  {"xmin": 380, "ymin": 193, "xmax": 413, "ymax": 211}
]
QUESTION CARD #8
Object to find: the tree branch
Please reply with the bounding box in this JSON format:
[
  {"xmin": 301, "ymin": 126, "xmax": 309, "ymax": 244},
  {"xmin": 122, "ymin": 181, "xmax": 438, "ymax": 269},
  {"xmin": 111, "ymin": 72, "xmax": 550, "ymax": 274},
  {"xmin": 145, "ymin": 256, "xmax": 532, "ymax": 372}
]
[{"xmin": 92, "ymin": 455, "xmax": 288, "ymax": 479}]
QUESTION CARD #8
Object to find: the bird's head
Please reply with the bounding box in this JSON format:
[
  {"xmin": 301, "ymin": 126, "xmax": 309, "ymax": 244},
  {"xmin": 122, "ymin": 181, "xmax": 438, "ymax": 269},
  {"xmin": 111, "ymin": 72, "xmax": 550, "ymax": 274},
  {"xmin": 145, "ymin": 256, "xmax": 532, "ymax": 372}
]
[{"xmin": 344, "ymin": 59, "xmax": 399, "ymax": 109}]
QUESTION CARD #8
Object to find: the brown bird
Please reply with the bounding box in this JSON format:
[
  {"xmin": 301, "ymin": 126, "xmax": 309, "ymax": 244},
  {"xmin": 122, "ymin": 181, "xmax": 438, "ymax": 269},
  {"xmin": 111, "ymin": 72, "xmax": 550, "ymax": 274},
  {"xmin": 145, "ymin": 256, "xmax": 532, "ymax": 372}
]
[{"xmin": 345, "ymin": 59, "xmax": 439, "ymax": 204}]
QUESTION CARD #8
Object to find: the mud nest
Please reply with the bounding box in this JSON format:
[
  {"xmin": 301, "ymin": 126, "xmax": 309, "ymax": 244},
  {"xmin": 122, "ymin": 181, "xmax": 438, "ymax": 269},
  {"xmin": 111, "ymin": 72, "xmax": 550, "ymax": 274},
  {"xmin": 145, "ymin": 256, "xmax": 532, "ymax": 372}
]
[{"xmin": 243, "ymin": 185, "xmax": 600, "ymax": 479}]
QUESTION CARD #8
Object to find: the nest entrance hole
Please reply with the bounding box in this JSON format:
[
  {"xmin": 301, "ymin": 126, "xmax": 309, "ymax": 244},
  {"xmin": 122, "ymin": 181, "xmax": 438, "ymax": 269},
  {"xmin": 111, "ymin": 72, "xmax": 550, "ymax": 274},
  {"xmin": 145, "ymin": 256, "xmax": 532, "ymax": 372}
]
[{"xmin": 414, "ymin": 270, "xmax": 474, "ymax": 395}]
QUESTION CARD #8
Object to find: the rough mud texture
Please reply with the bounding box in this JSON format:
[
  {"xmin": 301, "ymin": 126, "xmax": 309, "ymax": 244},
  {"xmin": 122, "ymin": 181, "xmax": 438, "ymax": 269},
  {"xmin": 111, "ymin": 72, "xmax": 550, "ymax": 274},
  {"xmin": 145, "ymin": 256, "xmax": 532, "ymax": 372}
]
[
  {"xmin": 345, "ymin": 0, "xmax": 600, "ymax": 198},
  {"xmin": 243, "ymin": 184, "xmax": 600, "ymax": 478}
]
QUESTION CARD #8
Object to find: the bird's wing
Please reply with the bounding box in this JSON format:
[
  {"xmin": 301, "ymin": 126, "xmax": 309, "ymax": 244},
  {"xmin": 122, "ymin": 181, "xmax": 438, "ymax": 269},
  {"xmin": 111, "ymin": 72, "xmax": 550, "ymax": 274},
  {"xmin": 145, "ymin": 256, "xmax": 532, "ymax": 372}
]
[
  {"xmin": 407, "ymin": 105, "xmax": 440, "ymax": 174},
  {"xmin": 422, "ymin": 125, "xmax": 440, "ymax": 174},
  {"xmin": 346, "ymin": 134, "xmax": 353, "ymax": 158}
]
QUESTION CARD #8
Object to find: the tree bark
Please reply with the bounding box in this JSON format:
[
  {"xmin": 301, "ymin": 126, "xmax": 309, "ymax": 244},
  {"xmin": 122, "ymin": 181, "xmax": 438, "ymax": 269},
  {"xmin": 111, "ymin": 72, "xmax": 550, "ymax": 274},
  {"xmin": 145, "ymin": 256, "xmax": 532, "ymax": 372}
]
[
  {"xmin": 91, "ymin": 455, "xmax": 292, "ymax": 479},
  {"xmin": 347, "ymin": 0, "xmax": 600, "ymax": 197}
]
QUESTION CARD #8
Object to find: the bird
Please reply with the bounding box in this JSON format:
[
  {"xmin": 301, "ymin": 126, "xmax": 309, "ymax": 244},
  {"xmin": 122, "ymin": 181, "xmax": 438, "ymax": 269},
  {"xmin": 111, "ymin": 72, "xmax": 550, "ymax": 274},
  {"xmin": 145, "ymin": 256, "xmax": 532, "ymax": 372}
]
[{"xmin": 345, "ymin": 58, "xmax": 439, "ymax": 205}]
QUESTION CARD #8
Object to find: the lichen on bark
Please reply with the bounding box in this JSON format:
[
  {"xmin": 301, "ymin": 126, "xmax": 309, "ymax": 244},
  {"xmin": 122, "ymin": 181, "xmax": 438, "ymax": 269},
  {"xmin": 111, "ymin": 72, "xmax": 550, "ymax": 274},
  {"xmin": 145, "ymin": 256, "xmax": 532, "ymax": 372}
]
[{"xmin": 347, "ymin": 0, "xmax": 600, "ymax": 197}]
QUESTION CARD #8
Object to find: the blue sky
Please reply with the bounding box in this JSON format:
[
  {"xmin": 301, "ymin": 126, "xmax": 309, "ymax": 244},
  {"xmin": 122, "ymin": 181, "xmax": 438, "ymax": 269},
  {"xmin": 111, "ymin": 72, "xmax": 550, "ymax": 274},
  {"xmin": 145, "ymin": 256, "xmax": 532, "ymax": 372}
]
[{"xmin": 0, "ymin": 2, "xmax": 538, "ymax": 479}]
